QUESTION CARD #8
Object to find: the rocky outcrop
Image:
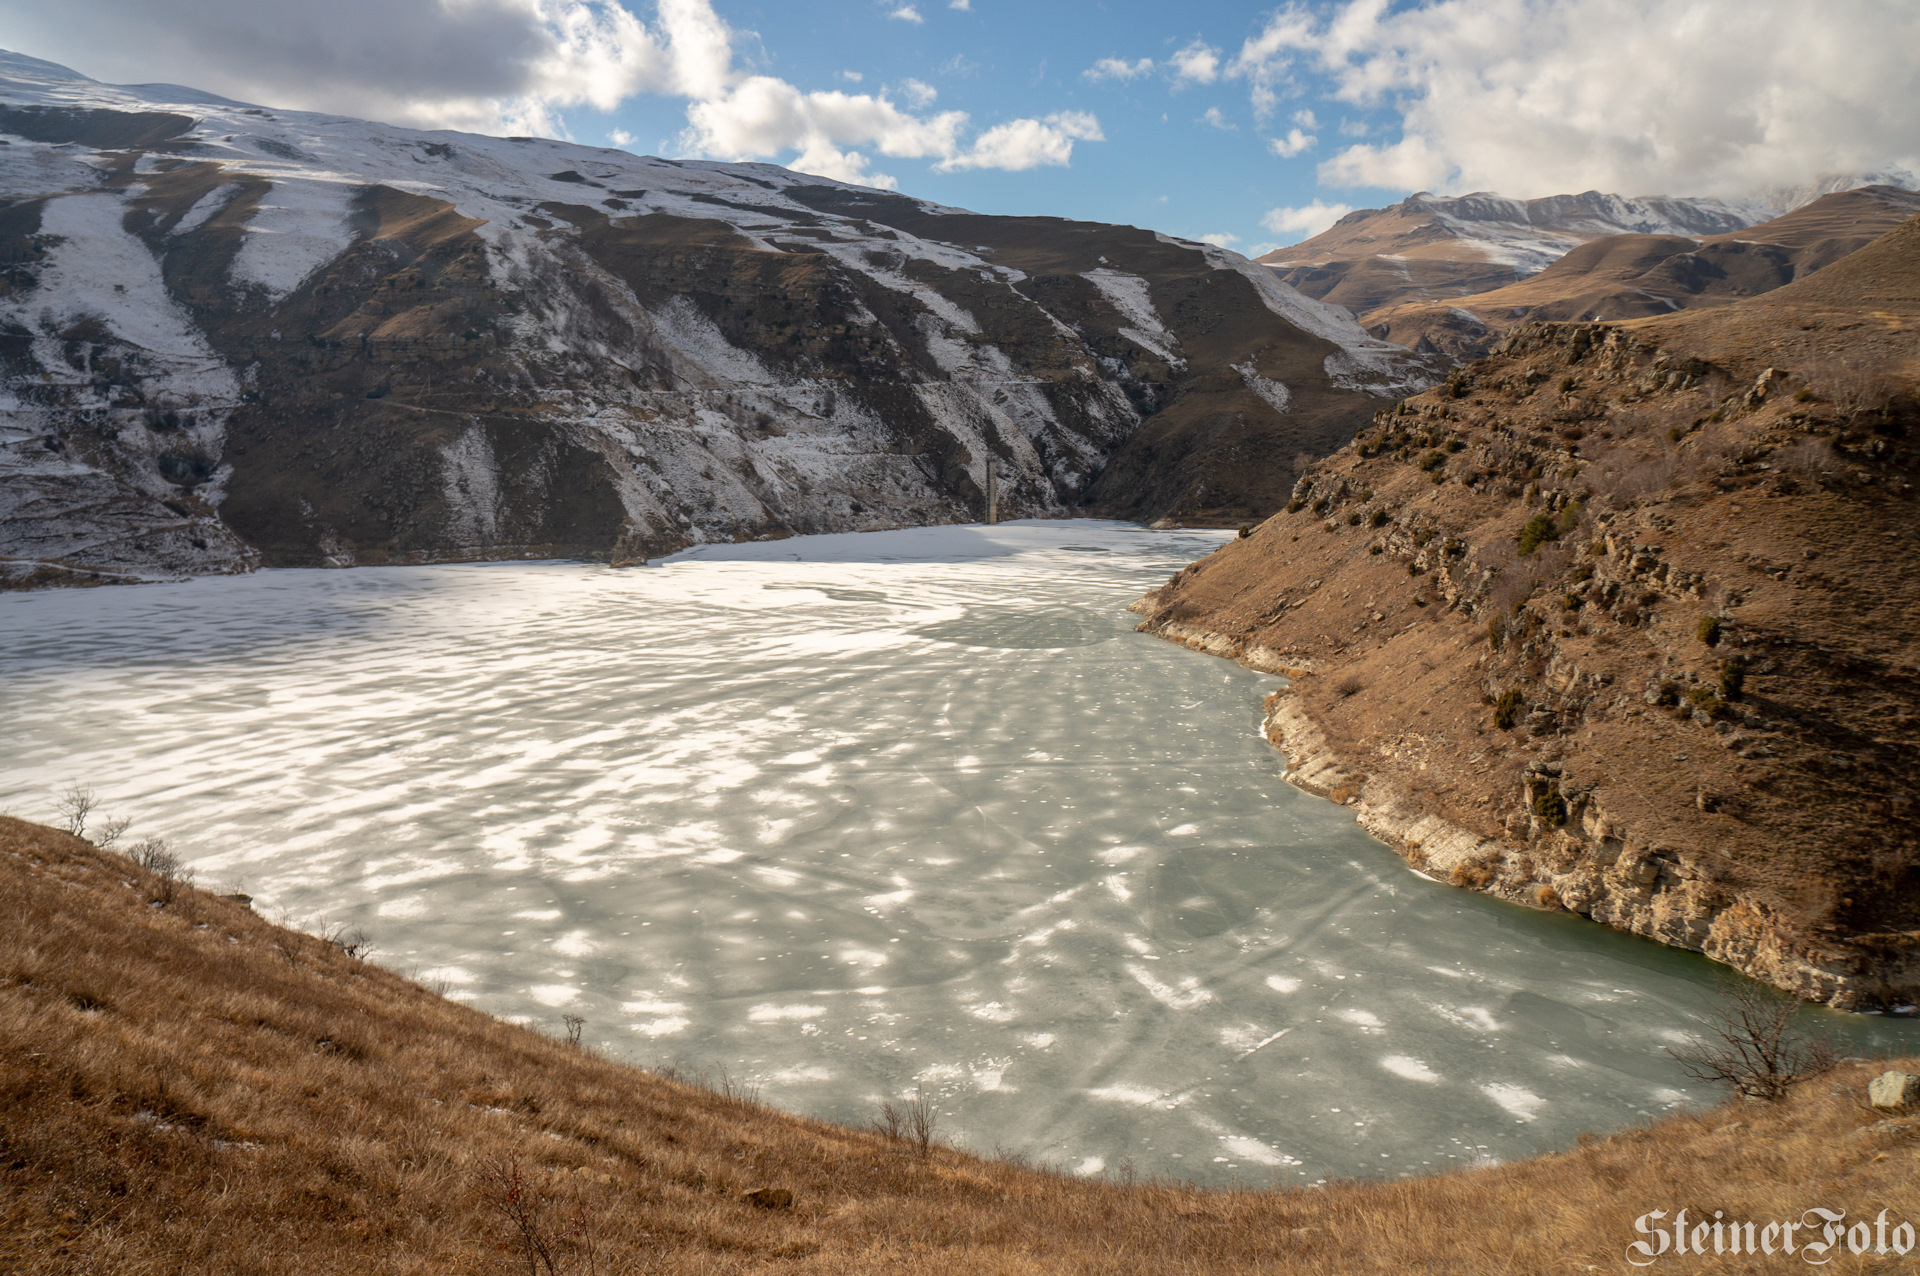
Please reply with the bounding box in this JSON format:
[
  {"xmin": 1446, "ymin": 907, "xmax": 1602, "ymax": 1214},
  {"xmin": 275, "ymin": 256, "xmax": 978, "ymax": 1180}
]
[
  {"xmin": 1136, "ymin": 217, "xmax": 1920, "ymax": 1008},
  {"xmin": 0, "ymin": 52, "xmax": 1440, "ymax": 587}
]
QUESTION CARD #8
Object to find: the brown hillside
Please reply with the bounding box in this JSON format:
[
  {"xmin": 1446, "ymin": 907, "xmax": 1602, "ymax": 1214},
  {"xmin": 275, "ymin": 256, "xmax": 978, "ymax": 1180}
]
[
  {"xmin": 8, "ymin": 814, "xmax": 1920, "ymax": 1273},
  {"xmin": 1135, "ymin": 216, "xmax": 1920, "ymax": 1008},
  {"xmin": 1371, "ymin": 188, "xmax": 1920, "ymax": 360}
]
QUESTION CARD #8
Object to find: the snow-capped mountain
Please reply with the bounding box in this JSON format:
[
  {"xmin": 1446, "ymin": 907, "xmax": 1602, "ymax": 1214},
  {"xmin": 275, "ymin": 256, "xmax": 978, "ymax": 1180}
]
[
  {"xmin": 1259, "ymin": 177, "xmax": 1915, "ymax": 321},
  {"xmin": 0, "ymin": 49, "xmax": 1439, "ymax": 586}
]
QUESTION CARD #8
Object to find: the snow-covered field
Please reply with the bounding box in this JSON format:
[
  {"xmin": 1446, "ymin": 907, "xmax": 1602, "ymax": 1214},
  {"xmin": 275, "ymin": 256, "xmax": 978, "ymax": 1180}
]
[{"xmin": 7, "ymin": 521, "xmax": 1911, "ymax": 1183}]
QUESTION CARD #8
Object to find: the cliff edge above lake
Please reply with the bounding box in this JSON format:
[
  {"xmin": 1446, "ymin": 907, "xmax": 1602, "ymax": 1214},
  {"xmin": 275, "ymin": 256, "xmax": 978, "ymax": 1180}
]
[{"xmin": 1136, "ymin": 215, "xmax": 1920, "ymax": 1009}]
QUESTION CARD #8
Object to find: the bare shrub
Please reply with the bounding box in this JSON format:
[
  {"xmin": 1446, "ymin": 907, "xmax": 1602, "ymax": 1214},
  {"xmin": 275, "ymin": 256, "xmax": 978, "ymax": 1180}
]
[
  {"xmin": 713, "ymin": 1065, "xmax": 760, "ymax": 1107},
  {"xmin": 1334, "ymin": 676, "xmax": 1365, "ymax": 698},
  {"xmin": 127, "ymin": 837, "xmax": 195, "ymax": 906},
  {"xmin": 563, "ymin": 1013, "xmax": 585, "ymax": 1050},
  {"xmin": 1815, "ymin": 354, "xmax": 1900, "ymax": 424},
  {"xmin": 55, "ymin": 782, "xmax": 97, "ymax": 838},
  {"xmin": 876, "ymin": 1086, "xmax": 940, "ymax": 1157},
  {"xmin": 874, "ymin": 1099, "xmax": 907, "ymax": 1143},
  {"xmin": 483, "ymin": 1151, "xmax": 601, "ymax": 1276},
  {"xmin": 1774, "ymin": 436, "xmax": 1837, "ymax": 482},
  {"xmin": 94, "ymin": 815, "xmax": 131, "ymax": 849},
  {"xmin": 906, "ymin": 1086, "xmax": 940, "ymax": 1157},
  {"xmin": 1667, "ymin": 980, "xmax": 1838, "ymax": 1102},
  {"xmin": 320, "ymin": 923, "xmax": 374, "ymax": 961}
]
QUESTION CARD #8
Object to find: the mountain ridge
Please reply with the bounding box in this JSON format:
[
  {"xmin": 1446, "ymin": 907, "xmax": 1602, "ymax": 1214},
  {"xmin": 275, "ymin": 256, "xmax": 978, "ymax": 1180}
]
[
  {"xmin": 0, "ymin": 50, "xmax": 1439, "ymax": 588},
  {"xmin": 1259, "ymin": 174, "xmax": 1916, "ymax": 329}
]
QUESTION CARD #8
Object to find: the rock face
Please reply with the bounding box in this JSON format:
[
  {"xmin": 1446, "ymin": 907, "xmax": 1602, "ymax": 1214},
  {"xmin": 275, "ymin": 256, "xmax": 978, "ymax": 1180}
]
[
  {"xmin": 1136, "ymin": 214, "xmax": 1920, "ymax": 1008},
  {"xmin": 1869, "ymin": 1071, "xmax": 1920, "ymax": 1111},
  {"xmin": 0, "ymin": 51, "xmax": 1439, "ymax": 588}
]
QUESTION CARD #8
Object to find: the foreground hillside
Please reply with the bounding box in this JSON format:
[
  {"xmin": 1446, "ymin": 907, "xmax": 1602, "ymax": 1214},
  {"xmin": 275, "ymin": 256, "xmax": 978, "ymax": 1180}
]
[
  {"xmin": 1137, "ymin": 214, "xmax": 1920, "ymax": 1008},
  {"xmin": 0, "ymin": 51, "xmax": 1433, "ymax": 589},
  {"xmin": 5, "ymin": 813, "xmax": 1920, "ymax": 1274}
]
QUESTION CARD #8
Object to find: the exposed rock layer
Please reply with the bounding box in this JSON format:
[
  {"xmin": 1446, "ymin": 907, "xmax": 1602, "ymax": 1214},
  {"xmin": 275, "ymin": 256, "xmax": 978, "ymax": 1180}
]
[
  {"xmin": 1139, "ymin": 215, "xmax": 1920, "ymax": 1008},
  {"xmin": 0, "ymin": 52, "xmax": 1438, "ymax": 586}
]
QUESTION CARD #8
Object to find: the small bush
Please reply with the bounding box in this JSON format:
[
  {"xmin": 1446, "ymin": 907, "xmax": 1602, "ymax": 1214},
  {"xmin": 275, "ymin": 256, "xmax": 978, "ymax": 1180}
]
[
  {"xmin": 1334, "ymin": 676, "xmax": 1365, "ymax": 698},
  {"xmin": 1494, "ymin": 689, "xmax": 1525, "ymax": 729},
  {"xmin": 1667, "ymin": 426, "xmax": 1683, "ymax": 442},
  {"xmin": 1445, "ymin": 439, "xmax": 1466, "ymax": 453},
  {"xmin": 1720, "ymin": 657, "xmax": 1747, "ymax": 700},
  {"xmin": 1236, "ymin": 524, "xmax": 1252, "ymax": 539},
  {"xmin": 1687, "ymin": 685, "xmax": 1726, "ymax": 719},
  {"xmin": 1369, "ymin": 509, "xmax": 1389, "ymax": 528},
  {"xmin": 1697, "ymin": 616, "xmax": 1722, "ymax": 646},
  {"xmin": 1286, "ymin": 498, "xmax": 1306, "ymax": 513},
  {"xmin": 1562, "ymin": 593, "xmax": 1583, "ymax": 611},
  {"xmin": 1368, "ymin": 544, "xmax": 1383, "ymax": 555},
  {"xmin": 1488, "ymin": 616, "xmax": 1506, "ymax": 651},
  {"xmin": 1346, "ymin": 512, "xmax": 1362, "ymax": 526},
  {"xmin": 1517, "ymin": 514, "xmax": 1560, "ymax": 556},
  {"xmin": 1667, "ymin": 980, "xmax": 1837, "ymax": 1101},
  {"xmin": 1532, "ymin": 791, "xmax": 1567, "ymax": 828},
  {"xmin": 56, "ymin": 782, "xmax": 97, "ymax": 838},
  {"xmin": 1419, "ymin": 451, "xmax": 1446, "ymax": 472}
]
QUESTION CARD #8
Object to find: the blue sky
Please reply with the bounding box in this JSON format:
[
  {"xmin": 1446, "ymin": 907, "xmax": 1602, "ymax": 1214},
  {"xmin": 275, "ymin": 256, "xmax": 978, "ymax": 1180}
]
[
  {"xmin": 564, "ymin": 1, "xmax": 1391, "ymax": 255},
  {"xmin": 3, "ymin": 0, "xmax": 1914, "ymax": 251}
]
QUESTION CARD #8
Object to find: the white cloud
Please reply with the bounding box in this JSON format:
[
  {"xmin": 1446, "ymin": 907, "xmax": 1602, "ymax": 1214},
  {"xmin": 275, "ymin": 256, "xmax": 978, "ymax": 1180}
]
[
  {"xmin": 1291, "ymin": 108, "xmax": 1318, "ymax": 129},
  {"xmin": 684, "ymin": 76, "xmax": 969, "ymax": 186},
  {"xmin": 1199, "ymin": 232, "xmax": 1239, "ymax": 246},
  {"xmin": 1226, "ymin": 0, "xmax": 1920, "ymax": 198},
  {"xmin": 1268, "ymin": 127, "xmax": 1315, "ymax": 158},
  {"xmin": 1200, "ymin": 106, "xmax": 1234, "ymax": 131},
  {"xmin": 0, "ymin": 0, "xmax": 674, "ymax": 136},
  {"xmin": 1086, "ymin": 56, "xmax": 1155, "ymax": 82},
  {"xmin": 15, "ymin": 0, "xmax": 1107, "ymax": 188},
  {"xmin": 888, "ymin": 3, "xmax": 925, "ymax": 21},
  {"xmin": 1168, "ymin": 40, "xmax": 1221, "ymax": 85},
  {"xmin": 1260, "ymin": 199, "xmax": 1355, "ymax": 241},
  {"xmin": 939, "ymin": 110, "xmax": 1104, "ymax": 171},
  {"xmin": 607, "ymin": 128, "xmax": 636, "ymax": 147},
  {"xmin": 950, "ymin": 0, "xmax": 972, "ymax": 8}
]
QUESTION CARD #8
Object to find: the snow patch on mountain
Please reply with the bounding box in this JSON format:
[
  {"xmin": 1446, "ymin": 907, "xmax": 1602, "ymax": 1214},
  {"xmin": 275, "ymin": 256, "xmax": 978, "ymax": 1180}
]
[
  {"xmin": 1188, "ymin": 239, "xmax": 1444, "ymax": 394},
  {"xmin": 1082, "ymin": 268, "xmax": 1183, "ymax": 368}
]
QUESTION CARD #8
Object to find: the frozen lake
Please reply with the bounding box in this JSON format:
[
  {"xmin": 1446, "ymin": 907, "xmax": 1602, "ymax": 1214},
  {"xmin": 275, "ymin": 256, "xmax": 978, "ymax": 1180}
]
[{"xmin": 5, "ymin": 519, "xmax": 1912, "ymax": 1184}]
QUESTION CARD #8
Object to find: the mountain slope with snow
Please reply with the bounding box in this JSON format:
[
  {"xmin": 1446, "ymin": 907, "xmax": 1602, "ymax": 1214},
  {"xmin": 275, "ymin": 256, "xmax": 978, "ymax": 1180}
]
[
  {"xmin": 0, "ymin": 50, "xmax": 1440, "ymax": 585},
  {"xmin": 1259, "ymin": 179, "xmax": 1915, "ymax": 325}
]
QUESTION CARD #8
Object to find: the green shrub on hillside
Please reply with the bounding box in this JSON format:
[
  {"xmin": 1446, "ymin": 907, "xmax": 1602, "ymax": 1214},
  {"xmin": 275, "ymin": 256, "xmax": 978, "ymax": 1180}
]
[
  {"xmin": 1494, "ymin": 689, "xmax": 1525, "ymax": 729},
  {"xmin": 1517, "ymin": 514, "xmax": 1560, "ymax": 556},
  {"xmin": 1698, "ymin": 616, "xmax": 1722, "ymax": 646},
  {"xmin": 1720, "ymin": 657, "xmax": 1747, "ymax": 701}
]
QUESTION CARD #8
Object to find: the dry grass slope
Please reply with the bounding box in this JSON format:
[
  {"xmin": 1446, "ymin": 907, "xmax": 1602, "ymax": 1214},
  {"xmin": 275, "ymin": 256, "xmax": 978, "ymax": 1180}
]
[{"xmin": 5, "ymin": 816, "xmax": 1920, "ymax": 1273}]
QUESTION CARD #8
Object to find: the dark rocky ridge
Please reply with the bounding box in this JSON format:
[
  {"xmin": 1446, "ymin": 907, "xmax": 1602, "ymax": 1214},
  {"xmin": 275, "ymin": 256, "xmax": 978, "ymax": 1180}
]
[{"xmin": 0, "ymin": 55, "xmax": 1439, "ymax": 587}]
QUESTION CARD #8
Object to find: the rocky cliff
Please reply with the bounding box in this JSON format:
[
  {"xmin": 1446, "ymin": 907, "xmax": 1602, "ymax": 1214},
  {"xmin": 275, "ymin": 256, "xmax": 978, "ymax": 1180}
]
[
  {"xmin": 1138, "ymin": 214, "xmax": 1920, "ymax": 1008},
  {"xmin": 0, "ymin": 50, "xmax": 1438, "ymax": 588}
]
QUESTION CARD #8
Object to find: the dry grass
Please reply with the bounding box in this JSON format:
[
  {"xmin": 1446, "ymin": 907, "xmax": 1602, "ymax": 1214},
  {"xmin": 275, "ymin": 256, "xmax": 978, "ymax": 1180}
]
[{"xmin": 5, "ymin": 814, "xmax": 1920, "ymax": 1274}]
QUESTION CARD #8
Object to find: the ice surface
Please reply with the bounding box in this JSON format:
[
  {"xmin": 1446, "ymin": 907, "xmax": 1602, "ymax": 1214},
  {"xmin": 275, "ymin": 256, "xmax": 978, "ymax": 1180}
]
[{"xmin": 9, "ymin": 524, "xmax": 1912, "ymax": 1185}]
